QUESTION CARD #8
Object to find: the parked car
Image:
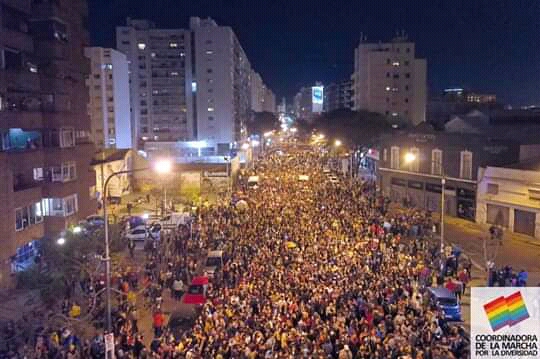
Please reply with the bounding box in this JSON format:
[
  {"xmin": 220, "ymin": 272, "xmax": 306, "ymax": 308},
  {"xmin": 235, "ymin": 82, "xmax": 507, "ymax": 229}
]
[
  {"xmin": 182, "ymin": 276, "xmax": 209, "ymax": 305},
  {"xmin": 125, "ymin": 227, "xmax": 148, "ymax": 242},
  {"xmin": 86, "ymin": 215, "xmax": 105, "ymax": 227},
  {"xmin": 428, "ymin": 287, "xmax": 462, "ymax": 322}
]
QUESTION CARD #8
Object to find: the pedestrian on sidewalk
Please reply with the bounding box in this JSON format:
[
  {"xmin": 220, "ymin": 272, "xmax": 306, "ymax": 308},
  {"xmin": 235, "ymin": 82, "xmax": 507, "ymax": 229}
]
[
  {"xmin": 518, "ymin": 270, "xmax": 528, "ymax": 287},
  {"xmin": 458, "ymin": 269, "xmax": 469, "ymax": 295},
  {"xmin": 152, "ymin": 310, "xmax": 165, "ymax": 338}
]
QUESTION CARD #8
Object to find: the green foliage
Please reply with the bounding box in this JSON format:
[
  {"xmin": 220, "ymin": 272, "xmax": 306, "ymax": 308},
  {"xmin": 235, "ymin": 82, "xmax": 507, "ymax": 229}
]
[
  {"xmin": 298, "ymin": 109, "xmax": 394, "ymax": 146},
  {"xmin": 247, "ymin": 111, "xmax": 280, "ymax": 136}
]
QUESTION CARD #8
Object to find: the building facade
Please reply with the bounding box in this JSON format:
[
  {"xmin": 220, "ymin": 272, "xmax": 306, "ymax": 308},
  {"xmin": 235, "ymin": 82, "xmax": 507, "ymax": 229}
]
[
  {"xmin": 325, "ymin": 80, "xmax": 353, "ymax": 112},
  {"xmin": 116, "ymin": 19, "xmax": 189, "ymax": 144},
  {"xmin": 477, "ymin": 163, "xmax": 540, "ymax": 239},
  {"xmin": 378, "ymin": 130, "xmax": 520, "ymax": 221},
  {"xmin": 294, "ymin": 84, "xmax": 324, "ymax": 123},
  {"xmin": 117, "ymin": 17, "xmax": 269, "ymax": 155},
  {"xmin": 352, "ymin": 36, "xmax": 427, "ymax": 126},
  {"xmin": 0, "ymin": 0, "xmax": 96, "ymax": 278},
  {"xmin": 85, "ymin": 47, "xmax": 132, "ymax": 149}
]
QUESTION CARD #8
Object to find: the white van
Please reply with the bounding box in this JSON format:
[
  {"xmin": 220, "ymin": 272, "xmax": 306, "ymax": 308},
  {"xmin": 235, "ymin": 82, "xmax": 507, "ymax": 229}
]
[
  {"xmin": 203, "ymin": 250, "xmax": 224, "ymax": 278},
  {"xmin": 247, "ymin": 176, "xmax": 260, "ymax": 189}
]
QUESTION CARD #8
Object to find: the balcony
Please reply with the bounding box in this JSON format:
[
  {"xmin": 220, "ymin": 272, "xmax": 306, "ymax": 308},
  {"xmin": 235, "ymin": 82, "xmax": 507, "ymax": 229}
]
[{"xmin": 13, "ymin": 176, "xmax": 41, "ymax": 192}]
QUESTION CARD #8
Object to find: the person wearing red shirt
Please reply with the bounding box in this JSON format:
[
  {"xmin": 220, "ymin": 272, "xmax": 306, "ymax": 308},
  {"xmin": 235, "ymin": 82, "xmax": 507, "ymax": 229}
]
[{"xmin": 153, "ymin": 311, "xmax": 165, "ymax": 337}]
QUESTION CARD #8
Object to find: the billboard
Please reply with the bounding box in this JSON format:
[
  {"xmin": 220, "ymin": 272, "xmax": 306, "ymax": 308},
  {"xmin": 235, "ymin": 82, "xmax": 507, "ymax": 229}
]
[{"xmin": 312, "ymin": 86, "xmax": 324, "ymax": 113}]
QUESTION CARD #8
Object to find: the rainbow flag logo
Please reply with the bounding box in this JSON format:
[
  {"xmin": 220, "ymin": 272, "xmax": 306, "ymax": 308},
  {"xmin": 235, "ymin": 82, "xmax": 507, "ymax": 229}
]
[{"xmin": 483, "ymin": 291, "xmax": 530, "ymax": 331}]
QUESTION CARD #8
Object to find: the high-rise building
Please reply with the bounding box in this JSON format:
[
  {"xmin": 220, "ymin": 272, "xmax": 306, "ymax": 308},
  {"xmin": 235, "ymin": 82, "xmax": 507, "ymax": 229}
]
[
  {"xmin": 294, "ymin": 83, "xmax": 324, "ymax": 123},
  {"xmin": 85, "ymin": 47, "xmax": 132, "ymax": 149},
  {"xmin": 116, "ymin": 19, "xmax": 189, "ymax": 145},
  {"xmin": 117, "ymin": 17, "xmax": 270, "ymax": 155},
  {"xmin": 325, "ymin": 80, "xmax": 353, "ymax": 112},
  {"xmin": 351, "ymin": 35, "xmax": 427, "ymax": 125},
  {"xmin": 0, "ymin": 0, "xmax": 96, "ymax": 279},
  {"xmin": 251, "ymin": 70, "xmax": 276, "ymax": 114}
]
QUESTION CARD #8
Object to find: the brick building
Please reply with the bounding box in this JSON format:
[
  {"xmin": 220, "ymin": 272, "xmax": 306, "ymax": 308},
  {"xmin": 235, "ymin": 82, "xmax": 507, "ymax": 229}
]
[{"xmin": 0, "ymin": 0, "xmax": 96, "ymax": 280}]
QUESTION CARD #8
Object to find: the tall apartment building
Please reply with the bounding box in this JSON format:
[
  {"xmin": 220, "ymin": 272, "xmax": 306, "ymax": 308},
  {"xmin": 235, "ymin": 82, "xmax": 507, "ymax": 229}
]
[
  {"xmin": 0, "ymin": 0, "xmax": 96, "ymax": 279},
  {"xmin": 251, "ymin": 70, "xmax": 276, "ymax": 113},
  {"xmin": 117, "ymin": 17, "xmax": 265, "ymax": 155},
  {"xmin": 352, "ymin": 35, "xmax": 427, "ymax": 125},
  {"xmin": 85, "ymin": 47, "xmax": 132, "ymax": 149},
  {"xmin": 325, "ymin": 79, "xmax": 353, "ymax": 112},
  {"xmin": 117, "ymin": 19, "xmax": 189, "ymax": 144},
  {"xmin": 294, "ymin": 83, "xmax": 324, "ymax": 123}
]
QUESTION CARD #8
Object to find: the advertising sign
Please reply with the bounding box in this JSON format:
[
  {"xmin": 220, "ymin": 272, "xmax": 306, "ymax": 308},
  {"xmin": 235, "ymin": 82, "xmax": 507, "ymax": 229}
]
[
  {"xmin": 312, "ymin": 86, "xmax": 324, "ymax": 112},
  {"xmin": 471, "ymin": 287, "xmax": 540, "ymax": 359}
]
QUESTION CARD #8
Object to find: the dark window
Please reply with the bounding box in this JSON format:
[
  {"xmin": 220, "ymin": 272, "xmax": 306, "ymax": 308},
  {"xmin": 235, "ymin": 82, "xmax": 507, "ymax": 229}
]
[
  {"xmin": 408, "ymin": 180, "xmax": 424, "ymax": 190},
  {"xmin": 391, "ymin": 177, "xmax": 407, "ymax": 187},
  {"xmin": 393, "ymin": 73, "xmax": 399, "ymax": 79},
  {"xmin": 406, "ymin": 48, "xmax": 410, "ymax": 53},
  {"xmin": 121, "ymin": 41, "xmax": 130, "ymax": 45},
  {"xmin": 386, "ymin": 59, "xmax": 391, "ymax": 64},
  {"xmin": 31, "ymin": 19, "xmax": 68, "ymax": 42},
  {"xmin": 405, "ymin": 98, "xmax": 409, "ymax": 103},
  {"xmin": 405, "ymin": 85, "xmax": 409, "ymax": 91},
  {"xmin": 208, "ymin": 116, "xmax": 214, "ymax": 121},
  {"xmin": 405, "ymin": 73, "xmax": 411, "ymax": 79},
  {"xmin": 386, "ymin": 72, "xmax": 390, "ymax": 78},
  {"xmin": 404, "ymin": 60, "xmax": 410, "ymax": 66},
  {"xmin": 4, "ymin": 49, "xmax": 22, "ymax": 70}
]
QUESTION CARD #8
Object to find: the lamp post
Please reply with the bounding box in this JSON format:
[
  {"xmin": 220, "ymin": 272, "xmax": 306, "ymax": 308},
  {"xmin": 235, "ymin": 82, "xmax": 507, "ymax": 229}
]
[
  {"xmin": 101, "ymin": 159, "xmax": 172, "ymax": 341},
  {"xmin": 404, "ymin": 152, "xmax": 446, "ymax": 272}
]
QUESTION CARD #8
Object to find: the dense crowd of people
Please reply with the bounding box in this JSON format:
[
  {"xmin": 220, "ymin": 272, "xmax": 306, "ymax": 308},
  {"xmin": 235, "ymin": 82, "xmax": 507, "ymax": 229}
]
[{"xmin": 1, "ymin": 147, "xmax": 473, "ymax": 358}]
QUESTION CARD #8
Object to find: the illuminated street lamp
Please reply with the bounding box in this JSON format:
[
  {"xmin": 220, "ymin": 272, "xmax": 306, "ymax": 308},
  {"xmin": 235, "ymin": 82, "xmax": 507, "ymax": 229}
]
[
  {"xmin": 263, "ymin": 131, "xmax": 274, "ymax": 138},
  {"xmin": 334, "ymin": 139, "xmax": 342, "ymax": 147},
  {"xmin": 404, "ymin": 152, "xmax": 417, "ymax": 164},
  {"xmin": 56, "ymin": 237, "xmax": 66, "ymax": 245},
  {"xmin": 241, "ymin": 142, "xmax": 250, "ymax": 150},
  {"xmin": 251, "ymin": 140, "xmax": 260, "ymax": 147},
  {"xmin": 290, "ymin": 127, "xmax": 297, "ymax": 133},
  {"xmin": 154, "ymin": 158, "xmax": 173, "ymax": 174},
  {"xmin": 102, "ymin": 159, "xmax": 172, "ymax": 339},
  {"xmin": 404, "ymin": 151, "xmax": 446, "ymax": 271},
  {"xmin": 72, "ymin": 226, "xmax": 82, "ymax": 234}
]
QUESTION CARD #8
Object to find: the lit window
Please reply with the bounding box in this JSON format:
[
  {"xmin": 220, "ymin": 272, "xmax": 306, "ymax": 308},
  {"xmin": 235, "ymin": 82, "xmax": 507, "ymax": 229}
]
[
  {"xmin": 137, "ymin": 43, "xmax": 146, "ymax": 50},
  {"xmin": 169, "ymin": 42, "xmax": 178, "ymax": 48},
  {"xmin": 170, "ymin": 71, "xmax": 179, "ymax": 76},
  {"xmin": 431, "ymin": 149, "xmax": 442, "ymax": 175},
  {"xmin": 28, "ymin": 63, "xmax": 38, "ymax": 73},
  {"xmin": 385, "ymin": 86, "xmax": 391, "ymax": 91},
  {"xmin": 206, "ymin": 50, "xmax": 213, "ymax": 55},
  {"xmin": 460, "ymin": 151, "xmax": 473, "ymax": 179},
  {"xmin": 191, "ymin": 81, "xmax": 197, "ymax": 92},
  {"xmin": 102, "ymin": 64, "xmax": 113, "ymax": 70},
  {"xmin": 33, "ymin": 168, "xmax": 44, "ymax": 181},
  {"xmin": 409, "ymin": 147, "xmax": 420, "ymax": 172},
  {"xmin": 392, "ymin": 61, "xmax": 400, "ymax": 66},
  {"xmin": 208, "ymin": 107, "xmax": 215, "ymax": 112},
  {"xmin": 390, "ymin": 146, "xmax": 400, "ymax": 169}
]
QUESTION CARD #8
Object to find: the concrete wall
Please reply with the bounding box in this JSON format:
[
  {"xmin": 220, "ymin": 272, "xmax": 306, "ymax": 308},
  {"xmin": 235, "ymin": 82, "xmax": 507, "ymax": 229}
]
[{"xmin": 477, "ymin": 166, "xmax": 540, "ymax": 238}]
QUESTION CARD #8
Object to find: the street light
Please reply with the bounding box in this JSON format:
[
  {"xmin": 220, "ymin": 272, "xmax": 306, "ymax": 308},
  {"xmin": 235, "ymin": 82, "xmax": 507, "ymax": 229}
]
[
  {"xmin": 404, "ymin": 152, "xmax": 417, "ymax": 164},
  {"xmin": 241, "ymin": 143, "xmax": 250, "ymax": 150},
  {"xmin": 334, "ymin": 139, "xmax": 342, "ymax": 147},
  {"xmin": 153, "ymin": 158, "xmax": 173, "ymax": 215},
  {"xmin": 56, "ymin": 237, "xmax": 66, "ymax": 245},
  {"xmin": 72, "ymin": 226, "xmax": 82, "ymax": 234},
  {"xmin": 404, "ymin": 151, "xmax": 446, "ymax": 272},
  {"xmin": 102, "ymin": 159, "xmax": 172, "ymax": 342}
]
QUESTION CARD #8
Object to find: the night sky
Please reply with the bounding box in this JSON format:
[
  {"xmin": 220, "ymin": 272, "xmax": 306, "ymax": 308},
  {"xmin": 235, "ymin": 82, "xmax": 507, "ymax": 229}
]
[{"xmin": 89, "ymin": 0, "xmax": 540, "ymax": 106}]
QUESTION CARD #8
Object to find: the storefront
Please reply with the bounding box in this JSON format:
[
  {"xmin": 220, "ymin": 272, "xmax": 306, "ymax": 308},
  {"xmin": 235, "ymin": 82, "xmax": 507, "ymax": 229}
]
[{"xmin": 457, "ymin": 187, "xmax": 476, "ymax": 220}]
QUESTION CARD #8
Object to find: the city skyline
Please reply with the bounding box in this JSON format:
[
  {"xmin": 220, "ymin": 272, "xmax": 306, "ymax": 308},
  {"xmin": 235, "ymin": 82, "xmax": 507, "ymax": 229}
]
[{"xmin": 89, "ymin": 0, "xmax": 540, "ymax": 106}]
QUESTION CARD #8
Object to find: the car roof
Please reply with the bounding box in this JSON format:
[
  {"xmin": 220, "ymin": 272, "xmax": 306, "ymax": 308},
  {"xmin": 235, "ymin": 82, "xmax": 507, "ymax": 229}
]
[
  {"xmin": 428, "ymin": 287, "xmax": 455, "ymax": 299},
  {"xmin": 207, "ymin": 250, "xmax": 223, "ymax": 257}
]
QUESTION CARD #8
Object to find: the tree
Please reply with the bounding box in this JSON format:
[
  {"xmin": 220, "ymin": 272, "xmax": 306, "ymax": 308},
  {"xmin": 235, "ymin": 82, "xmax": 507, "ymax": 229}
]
[
  {"xmin": 297, "ymin": 109, "xmax": 393, "ymax": 146},
  {"xmin": 247, "ymin": 111, "xmax": 280, "ymax": 136}
]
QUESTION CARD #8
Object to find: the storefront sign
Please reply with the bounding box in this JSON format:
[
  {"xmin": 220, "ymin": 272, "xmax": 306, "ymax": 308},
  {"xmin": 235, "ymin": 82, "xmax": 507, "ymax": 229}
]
[
  {"xmin": 391, "ymin": 177, "xmax": 407, "ymax": 187},
  {"xmin": 408, "ymin": 180, "xmax": 424, "ymax": 190}
]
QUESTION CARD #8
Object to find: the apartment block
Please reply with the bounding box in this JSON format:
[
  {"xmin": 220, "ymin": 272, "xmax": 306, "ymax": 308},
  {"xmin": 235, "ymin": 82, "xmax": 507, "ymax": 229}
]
[
  {"xmin": 326, "ymin": 79, "xmax": 353, "ymax": 112},
  {"xmin": 0, "ymin": 0, "xmax": 96, "ymax": 280},
  {"xmin": 117, "ymin": 17, "xmax": 273, "ymax": 155},
  {"xmin": 251, "ymin": 70, "xmax": 276, "ymax": 113},
  {"xmin": 352, "ymin": 35, "xmax": 427, "ymax": 125},
  {"xmin": 85, "ymin": 47, "xmax": 132, "ymax": 149}
]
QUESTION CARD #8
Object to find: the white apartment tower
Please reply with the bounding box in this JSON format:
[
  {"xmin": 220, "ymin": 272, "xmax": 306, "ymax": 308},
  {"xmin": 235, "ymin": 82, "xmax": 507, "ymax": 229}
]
[
  {"xmin": 251, "ymin": 70, "xmax": 276, "ymax": 113},
  {"xmin": 116, "ymin": 19, "xmax": 189, "ymax": 145},
  {"xmin": 116, "ymin": 17, "xmax": 264, "ymax": 155},
  {"xmin": 85, "ymin": 47, "xmax": 132, "ymax": 149},
  {"xmin": 352, "ymin": 35, "xmax": 427, "ymax": 125}
]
